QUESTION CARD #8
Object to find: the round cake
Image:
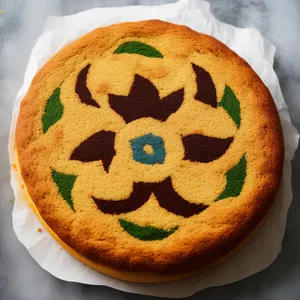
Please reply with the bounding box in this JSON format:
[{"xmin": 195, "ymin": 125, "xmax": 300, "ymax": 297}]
[{"xmin": 15, "ymin": 20, "xmax": 284, "ymax": 282}]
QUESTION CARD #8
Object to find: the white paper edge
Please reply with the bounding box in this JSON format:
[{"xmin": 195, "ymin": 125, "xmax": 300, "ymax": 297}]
[{"xmin": 8, "ymin": 0, "xmax": 299, "ymax": 298}]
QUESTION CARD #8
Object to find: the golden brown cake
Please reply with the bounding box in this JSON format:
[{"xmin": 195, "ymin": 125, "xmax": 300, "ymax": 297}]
[{"xmin": 15, "ymin": 20, "xmax": 284, "ymax": 282}]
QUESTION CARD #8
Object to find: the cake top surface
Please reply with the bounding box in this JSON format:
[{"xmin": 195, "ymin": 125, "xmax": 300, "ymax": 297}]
[{"xmin": 15, "ymin": 20, "xmax": 284, "ymax": 276}]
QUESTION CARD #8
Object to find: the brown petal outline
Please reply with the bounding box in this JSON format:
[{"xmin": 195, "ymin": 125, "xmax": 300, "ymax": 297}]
[
  {"xmin": 109, "ymin": 74, "xmax": 184, "ymax": 123},
  {"xmin": 93, "ymin": 182, "xmax": 153, "ymax": 215},
  {"xmin": 183, "ymin": 134, "xmax": 233, "ymax": 163},
  {"xmin": 76, "ymin": 64, "xmax": 100, "ymax": 108},
  {"xmin": 93, "ymin": 177, "xmax": 208, "ymax": 217},
  {"xmin": 70, "ymin": 131, "xmax": 116, "ymax": 172},
  {"xmin": 153, "ymin": 177, "xmax": 208, "ymax": 217},
  {"xmin": 192, "ymin": 63, "xmax": 217, "ymax": 108}
]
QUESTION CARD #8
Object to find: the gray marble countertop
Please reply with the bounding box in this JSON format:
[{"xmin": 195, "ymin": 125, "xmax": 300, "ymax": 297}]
[{"xmin": 1, "ymin": 0, "xmax": 300, "ymax": 299}]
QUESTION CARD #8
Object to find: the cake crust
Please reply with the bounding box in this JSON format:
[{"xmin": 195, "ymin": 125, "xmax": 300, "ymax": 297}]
[{"xmin": 15, "ymin": 20, "xmax": 284, "ymax": 281}]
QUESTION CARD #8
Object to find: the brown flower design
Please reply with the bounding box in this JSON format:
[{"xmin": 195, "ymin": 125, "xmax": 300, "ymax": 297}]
[{"xmin": 71, "ymin": 63, "xmax": 234, "ymax": 217}]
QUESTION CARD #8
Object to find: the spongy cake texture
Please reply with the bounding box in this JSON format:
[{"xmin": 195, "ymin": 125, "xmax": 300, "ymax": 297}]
[{"xmin": 15, "ymin": 20, "xmax": 284, "ymax": 282}]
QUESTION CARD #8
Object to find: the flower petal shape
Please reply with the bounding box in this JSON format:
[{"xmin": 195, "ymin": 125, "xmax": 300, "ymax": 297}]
[
  {"xmin": 70, "ymin": 130, "xmax": 116, "ymax": 172},
  {"xmin": 114, "ymin": 41, "xmax": 163, "ymax": 58},
  {"xmin": 93, "ymin": 182, "xmax": 153, "ymax": 214},
  {"xmin": 218, "ymin": 85, "xmax": 241, "ymax": 128},
  {"xmin": 182, "ymin": 134, "xmax": 233, "ymax": 163},
  {"xmin": 52, "ymin": 169, "xmax": 77, "ymax": 211},
  {"xmin": 118, "ymin": 219, "xmax": 178, "ymax": 241},
  {"xmin": 42, "ymin": 88, "xmax": 64, "ymax": 134},
  {"xmin": 93, "ymin": 177, "xmax": 208, "ymax": 217},
  {"xmin": 192, "ymin": 63, "xmax": 217, "ymax": 108},
  {"xmin": 217, "ymin": 154, "xmax": 247, "ymax": 200},
  {"xmin": 109, "ymin": 74, "xmax": 184, "ymax": 123},
  {"xmin": 152, "ymin": 177, "xmax": 208, "ymax": 217},
  {"xmin": 76, "ymin": 64, "xmax": 100, "ymax": 108}
]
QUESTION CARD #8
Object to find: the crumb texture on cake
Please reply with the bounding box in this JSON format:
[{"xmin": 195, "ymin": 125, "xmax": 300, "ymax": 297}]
[{"xmin": 15, "ymin": 20, "xmax": 284, "ymax": 281}]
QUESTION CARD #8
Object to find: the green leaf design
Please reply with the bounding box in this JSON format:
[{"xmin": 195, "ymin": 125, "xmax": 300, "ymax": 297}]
[
  {"xmin": 42, "ymin": 88, "xmax": 64, "ymax": 133},
  {"xmin": 52, "ymin": 169, "xmax": 77, "ymax": 211},
  {"xmin": 114, "ymin": 41, "xmax": 163, "ymax": 58},
  {"xmin": 218, "ymin": 85, "xmax": 241, "ymax": 128},
  {"xmin": 216, "ymin": 154, "xmax": 247, "ymax": 201},
  {"xmin": 119, "ymin": 219, "xmax": 178, "ymax": 241}
]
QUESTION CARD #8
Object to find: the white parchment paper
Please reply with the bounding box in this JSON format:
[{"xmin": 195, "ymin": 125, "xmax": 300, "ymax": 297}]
[{"xmin": 9, "ymin": 0, "xmax": 299, "ymax": 298}]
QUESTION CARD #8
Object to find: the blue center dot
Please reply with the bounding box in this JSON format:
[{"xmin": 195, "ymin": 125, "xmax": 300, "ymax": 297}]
[{"xmin": 130, "ymin": 133, "xmax": 166, "ymax": 165}]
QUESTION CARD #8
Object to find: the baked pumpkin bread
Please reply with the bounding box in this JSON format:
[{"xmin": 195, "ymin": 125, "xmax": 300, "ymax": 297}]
[{"xmin": 15, "ymin": 20, "xmax": 284, "ymax": 282}]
